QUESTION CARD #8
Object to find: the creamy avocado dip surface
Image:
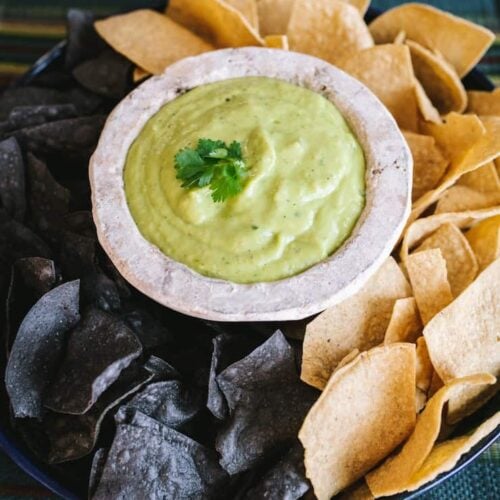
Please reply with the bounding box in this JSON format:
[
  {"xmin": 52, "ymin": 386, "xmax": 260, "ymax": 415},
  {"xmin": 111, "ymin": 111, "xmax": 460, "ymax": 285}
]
[{"xmin": 124, "ymin": 77, "xmax": 365, "ymax": 283}]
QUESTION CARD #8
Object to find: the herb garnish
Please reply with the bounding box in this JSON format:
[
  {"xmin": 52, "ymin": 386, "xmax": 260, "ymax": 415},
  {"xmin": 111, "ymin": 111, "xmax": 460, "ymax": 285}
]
[{"xmin": 174, "ymin": 138, "xmax": 247, "ymax": 202}]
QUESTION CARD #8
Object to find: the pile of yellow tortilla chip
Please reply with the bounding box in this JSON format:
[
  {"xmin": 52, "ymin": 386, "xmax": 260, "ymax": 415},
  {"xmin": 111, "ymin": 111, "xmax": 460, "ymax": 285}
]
[{"xmin": 93, "ymin": 1, "xmax": 500, "ymax": 498}]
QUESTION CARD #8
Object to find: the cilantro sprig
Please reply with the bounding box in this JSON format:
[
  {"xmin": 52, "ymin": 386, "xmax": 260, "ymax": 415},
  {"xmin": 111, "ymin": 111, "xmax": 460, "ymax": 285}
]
[{"xmin": 174, "ymin": 138, "xmax": 248, "ymax": 202}]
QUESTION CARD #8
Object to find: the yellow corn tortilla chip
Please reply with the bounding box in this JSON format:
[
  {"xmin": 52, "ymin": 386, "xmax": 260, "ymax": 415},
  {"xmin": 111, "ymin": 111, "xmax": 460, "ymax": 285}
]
[
  {"xmin": 411, "ymin": 114, "xmax": 500, "ymax": 222},
  {"xmin": 428, "ymin": 371, "xmax": 444, "ymax": 398},
  {"xmin": 132, "ymin": 66, "xmax": 150, "ymax": 83},
  {"xmin": 403, "ymin": 412, "xmax": 500, "ymax": 493},
  {"xmin": 400, "ymin": 207, "xmax": 500, "ymax": 264},
  {"xmin": 384, "ymin": 297, "xmax": 422, "ymax": 344},
  {"xmin": 435, "ymin": 185, "xmax": 500, "ymax": 214},
  {"xmin": 405, "ymin": 249, "xmax": 453, "ymax": 325},
  {"xmin": 393, "ymin": 30, "xmax": 406, "ymax": 44},
  {"xmin": 365, "ymin": 373, "xmax": 496, "ymax": 497},
  {"xmin": 300, "ymin": 343, "xmax": 416, "ymax": 500},
  {"xmin": 337, "ymin": 44, "xmax": 418, "ymax": 131},
  {"xmin": 368, "ymin": 3, "xmax": 495, "ymax": 78},
  {"xmin": 340, "ymin": 0, "xmax": 371, "ymax": 16},
  {"xmin": 416, "ymin": 388, "xmax": 427, "ymax": 413},
  {"xmin": 466, "ymin": 88, "xmax": 500, "ymax": 116},
  {"xmin": 414, "ymin": 79, "xmax": 442, "ymax": 124},
  {"xmin": 338, "ymin": 480, "xmax": 374, "ymax": 500},
  {"xmin": 94, "ymin": 10, "xmax": 214, "ymax": 75},
  {"xmin": 287, "ymin": 0, "xmax": 373, "ymax": 66},
  {"xmin": 465, "ymin": 215, "xmax": 500, "ymax": 271},
  {"xmin": 301, "ymin": 257, "xmax": 411, "ymax": 389},
  {"xmin": 225, "ymin": 0, "xmax": 259, "ymax": 30},
  {"xmin": 264, "ymin": 34, "xmax": 289, "ymax": 49},
  {"xmin": 336, "ymin": 349, "xmax": 361, "ymax": 371},
  {"xmin": 416, "ymin": 337, "xmax": 433, "ymax": 393},
  {"xmin": 458, "ymin": 161, "xmax": 500, "ymax": 192},
  {"xmin": 402, "ymin": 132, "xmax": 448, "ymax": 201},
  {"xmin": 414, "ymin": 222, "xmax": 478, "ymax": 296},
  {"xmin": 256, "ymin": 0, "xmax": 294, "ymax": 36},
  {"xmin": 406, "ymin": 40, "xmax": 466, "ymax": 114},
  {"xmin": 423, "ymin": 258, "xmax": 500, "ymax": 423},
  {"xmin": 167, "ymin": 0, "xmax": 263, "ymax": 47}
]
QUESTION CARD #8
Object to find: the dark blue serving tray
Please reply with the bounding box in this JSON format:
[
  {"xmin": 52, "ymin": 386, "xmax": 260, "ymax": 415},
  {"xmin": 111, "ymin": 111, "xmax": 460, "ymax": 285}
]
[{"xmin": 2, "ymin": 6, "xmax": 498, "ymax": 499}]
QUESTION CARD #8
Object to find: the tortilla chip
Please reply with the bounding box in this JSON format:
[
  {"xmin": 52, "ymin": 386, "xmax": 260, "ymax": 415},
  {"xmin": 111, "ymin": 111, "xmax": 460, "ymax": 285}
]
[
  {"xmin": 337, "ymin": 44, "xmax": 418, "ymax": 131},
  {"xmin": 405, "ymin": 249, "xmax": 453, "ymax": 325},
  {"xmin": 415, "ymin": 388, "xmax": 427, "ymax": 413},
  {"xmin": 336, "ymin": 349, "xmax": 361, "ymax": 371},
  {"xmin": 256, "ymin": 0, "xmax": 294, "ymax": 36},
  {"xmin": 384, "ymin": 297, "xmax": 422, "ymax": 344},
  {"xmin": 400, "ymin": 207, "xmax": 500, "ymax": 264},
  {"xmin": 435, "ymin": 185, "xmax": 500, "ymax": 214},
  {"xmin": 368, "ymin": 3, "xmax": 495, "ymax": 78},
  {"xmin": 301, "ymin": 257, "xmax": 411, "ymax": 389},
  {"xmin": 264, "ymin": 34, "xmax": 289, "ymax": 49},
  {"xmin": 414, "ymin": 79, "xmax": 442, "ymax": 124},
  {"xmin": 423, "ymin": 258, "xmax": 500, "ymax": 422},
  {"xmin": 300, "ymin": 343, "xmax": 416, "ymax": 500},
  {"xmin": 287, "ymin": 0, "xmax": 373, "ymax": 66},
  {"xmin": 225, "ymin": 0, "xmax": 259, "ymax": 30},
  {"xmin": 465, "ymin": 215, "xmax": 500, "ymax": 271},
  {"xmin": 458, "ymin": 161, "xmax": 500, "ymax": 192},
  {"xmin": 338, "ymin": 480, "xmax": 374, "ymax": 500},
  {"xmin": 365, "ymin": 373, "xmax": 495, "ymax": 497},
  {"xmin": 414, "ymin": 222, "xmax": 478, "ymax": 296},
  {"xmin": 94, "ymin": 10, "xmax": 213, "ymax": 75},
  {"xmin": 428, "ymin": 371, "xmax": 444, "ymax": 398},
  {"xmin": 216, "ymin": 331, "xmax": 318, "ymax": 474},
  {"xmin": 466, "ymin": 88, "xmax": 500, "ymax": 116},
  {"xmin": 406, "ymin": 40, "xmax": 466, "ymax": 114},
  {"xmin": 341, "ymin": 0, "xmax": 371, "ymax": 16},
  {"xmin": 132, "ymin": 66, "xmax": 150, "ymax": 83},
  {"xmin": 244, "ymin": 444, "xmax": 310, "ymax": 500},
  {"xmin": 412, "ymin": 114, "xmax": 500, "ymax": 222},
  {"xmin": 167, "ymin": 0, "xmax": 263, "ymax": 47},
  {"xmin": 403, "ymin": 412, "xmax": 500, "ymax": 492},
  {"xmin": 415, "ymin": 337, "xmax": 433, "ymax": 393},
  {"xmin": 393, "ymin": 30, "xmax": 406, "ymax": 44},
  {"xmin": 5, "ymin": 280, "xmax": 80, "ymax": 419},
  {"xmin": 0, "ymin": 137, "xmax": 25, "ymax": 221},
  {"xmin": 402, "ymin": 132, "xmax": 448, "ymax": 201}
]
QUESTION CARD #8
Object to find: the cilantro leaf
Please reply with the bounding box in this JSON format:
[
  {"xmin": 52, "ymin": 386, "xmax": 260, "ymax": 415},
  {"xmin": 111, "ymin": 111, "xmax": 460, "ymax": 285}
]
[{"xmin": 174, "ymin": 138, "xmax": 248, "ymax": 202}]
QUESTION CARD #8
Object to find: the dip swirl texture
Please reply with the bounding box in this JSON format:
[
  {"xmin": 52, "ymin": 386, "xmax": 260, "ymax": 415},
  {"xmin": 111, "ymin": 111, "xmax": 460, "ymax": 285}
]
[{"xmin": 124, "ymin": 77, "xmax": 365, "ymax": 283}]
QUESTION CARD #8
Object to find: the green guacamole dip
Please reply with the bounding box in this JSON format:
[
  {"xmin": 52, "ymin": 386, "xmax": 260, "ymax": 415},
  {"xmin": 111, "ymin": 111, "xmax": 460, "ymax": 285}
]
[{"xmin": 124, "ymin": 77, "xmax": 365, "ymax": 283}]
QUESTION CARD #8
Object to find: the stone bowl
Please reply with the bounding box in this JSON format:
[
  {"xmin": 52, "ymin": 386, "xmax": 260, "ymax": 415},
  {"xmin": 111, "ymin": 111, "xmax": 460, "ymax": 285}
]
[{"xmin": 89, "ymin": 47, "xmax": 412, "ymax": 321}]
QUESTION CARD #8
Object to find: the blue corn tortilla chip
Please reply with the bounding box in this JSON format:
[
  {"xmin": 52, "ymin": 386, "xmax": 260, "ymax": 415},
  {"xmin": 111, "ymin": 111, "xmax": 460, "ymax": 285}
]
[
  {"xmin": 93, "ymin": 411, "xmax": 228, "ymax": 499},
  {"xmin": 5, "ymin": 257, "xmax": 57, "ymax": 355},
  {"xmin": 242, "ymin": 443, "xmax": 310, "ymax": 500},
  {"xmin": 122, "ymin": 308, "xmax": 172, "ymax": 350},
  {"xmin": 7, "ymin": 104, "xmax": 78, "ymax": 130},
  {"xmin": 215, "ymin": 330, "xmax": 319, "ymax": 474},
  {"xmin": 73, "ymin": 49, "xmax": 132, "ymax": 99},
  {"xmin": 59, "ymin": 231, "xmax": 121, "ymax": 311},
  {"xmin": 115, "ymin": 380, "xmax": 202, "ymax": 431},
  {"xmin": 0, "ymin": 137, "xmax": 25, "ymax": 221},
  {"xmin": 65, "ymin": 9, "xmax": 106, "ymax": 69},
  {"xmin": 44, "ymin": 307, "xmax": 142, "ymax": 415},
  {"xmin": 89, "ymin": 448, "xmax": 108, "ymax": 499},
  {"xmin": 0, "ymin": 87, "xmax": 76, "ymax": 121},
  {"xmin": 27, "ymin": 153, "xmax": 70, "ymax": 234},
  {"xmin": 5, "ymin": 280, "xmax": 80, "ymax": 418},
  {"xmin": 0, "ymin": 210, "xmax": 51, "ymax": 262},
  {"xmin": 45, "ymin": 362, "xmax": 153, "ymax": 463},
  {"xmin": 13, "ymin": 115, "xmax": 106, "ymax": 155},
  {"xmin": 207, "ymin": 332, "xmax": 265, "ymax": 420}
]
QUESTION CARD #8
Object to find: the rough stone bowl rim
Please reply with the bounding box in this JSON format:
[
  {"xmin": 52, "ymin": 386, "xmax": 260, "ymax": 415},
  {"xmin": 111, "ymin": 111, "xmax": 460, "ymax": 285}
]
[{"xmin": 89, "ymin": 47, "xmax": 412, "ymax": 321}]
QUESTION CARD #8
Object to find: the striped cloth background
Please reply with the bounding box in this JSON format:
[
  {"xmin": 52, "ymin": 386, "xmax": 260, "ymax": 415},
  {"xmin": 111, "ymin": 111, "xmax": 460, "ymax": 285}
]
[{"xmin": 0, "ymin": 1, "xmax": 498, "ymax": 499}]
